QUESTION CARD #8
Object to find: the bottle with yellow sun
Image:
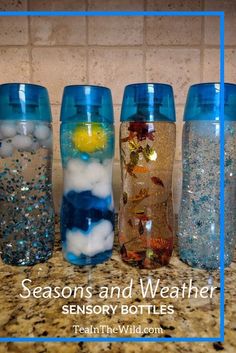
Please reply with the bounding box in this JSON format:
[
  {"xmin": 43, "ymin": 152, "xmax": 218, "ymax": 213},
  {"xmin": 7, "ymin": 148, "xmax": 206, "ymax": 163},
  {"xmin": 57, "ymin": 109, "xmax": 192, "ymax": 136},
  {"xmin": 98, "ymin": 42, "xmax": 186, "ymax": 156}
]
[{"xmin": 60, "ymin": 85, "xmax": 115, "ymax": 266}]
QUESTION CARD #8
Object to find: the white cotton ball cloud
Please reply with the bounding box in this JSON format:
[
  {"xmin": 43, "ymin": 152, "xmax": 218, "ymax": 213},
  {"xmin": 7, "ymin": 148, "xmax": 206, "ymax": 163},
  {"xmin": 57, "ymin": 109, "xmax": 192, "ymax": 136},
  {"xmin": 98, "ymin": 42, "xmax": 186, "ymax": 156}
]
[
  {"xmin": 40, "ymin": 136, "xmax": 52, "ymax": 149},
  {"xmin": 12, "ymin": 135, "xmax": 33, "ymax": 150},
  {"xmin": 16, "ymin": 121, "xmax": 35, "ymax": 136},
  {"xmin": 25, "ymin": 140, "xmax": 40, "ymax": 153},
  {"xmin": 34, "ymin": 124, "xmax": 51, "ymax": 140},
  {"xmin": 66, "ymin": 220, "xmax": 114, "ymax": 257},
  {"xmin": 64, "ymin": 159, "xmax": 113, "ymax": 198},
  {"xmin": 0, "ymin": 141, "xmax": 14, "ymax": 158},
  {"xmin": 0, "ymin": 123, "xmax": 17, "ymax": 138}
]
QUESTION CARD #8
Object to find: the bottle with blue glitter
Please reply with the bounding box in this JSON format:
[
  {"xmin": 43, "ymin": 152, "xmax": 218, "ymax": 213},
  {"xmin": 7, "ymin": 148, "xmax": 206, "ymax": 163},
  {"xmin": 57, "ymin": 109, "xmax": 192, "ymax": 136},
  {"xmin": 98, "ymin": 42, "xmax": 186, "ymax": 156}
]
[
  {"xmin": 178, "ymin": 83, "xmax": 236, "ymax": 270},
  {"xmin": 0, "ymin": 83, "xmax": 55, "ymax": 265},
  {"xmin": 60, "ymin": 85, "xmax": 115, "ymax": 266}
]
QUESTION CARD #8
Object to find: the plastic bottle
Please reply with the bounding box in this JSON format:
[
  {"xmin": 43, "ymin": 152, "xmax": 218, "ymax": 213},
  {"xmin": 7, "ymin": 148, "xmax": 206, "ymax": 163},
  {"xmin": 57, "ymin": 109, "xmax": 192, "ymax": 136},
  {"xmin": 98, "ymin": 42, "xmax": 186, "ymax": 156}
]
[
  {"xmin": 118, "ymin": 83, "xmax": 176, "ymax": 269},
  {"xmin": 60, "ymin": 85, "xmax": 115, "ymax": 266},
  {"xmin": 0, "ymin": 83, "xmax": 55, "ymax": 265},
  {"xmin": 178, "ymin": 83, "xmax": 236, "ymax": 269}
]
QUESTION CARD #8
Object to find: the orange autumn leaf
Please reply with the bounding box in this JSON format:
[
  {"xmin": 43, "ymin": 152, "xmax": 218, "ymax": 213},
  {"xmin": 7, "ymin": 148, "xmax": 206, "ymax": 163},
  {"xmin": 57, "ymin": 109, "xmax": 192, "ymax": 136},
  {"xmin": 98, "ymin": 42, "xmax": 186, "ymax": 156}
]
[
  {"xmin": 118, "ymin": 233, "xmax": 126, "ymax": 244},
  {"xmin": 127, "ymin": 251, "xmax": 143, "ymax": 261},
  {"xmin": 142, "ymin": 237, "xmax": 173, "ymax": 250},
  {"xmin": 133, "ymin": 165, "xmax": 149, "ymax": 173},
  {"xmin": 130, "ymin": 188, "xmax": 150, "ymax": 202}
]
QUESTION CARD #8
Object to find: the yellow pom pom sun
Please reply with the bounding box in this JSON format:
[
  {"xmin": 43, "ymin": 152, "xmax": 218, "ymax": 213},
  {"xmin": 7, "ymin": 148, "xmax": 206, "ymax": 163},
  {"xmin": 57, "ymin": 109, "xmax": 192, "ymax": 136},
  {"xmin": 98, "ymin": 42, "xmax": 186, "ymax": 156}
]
[{"xmin": 72, "ymin": 123, "xmax": 107, "ymax": 153}]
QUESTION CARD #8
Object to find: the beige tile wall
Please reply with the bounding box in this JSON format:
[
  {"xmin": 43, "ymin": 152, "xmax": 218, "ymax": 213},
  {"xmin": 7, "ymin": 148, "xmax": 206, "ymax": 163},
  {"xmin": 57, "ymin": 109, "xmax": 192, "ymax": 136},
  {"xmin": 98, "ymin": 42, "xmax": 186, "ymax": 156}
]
[{"xmin": 0, "ymin": 0, "xmax": 236, "ymax": 214}]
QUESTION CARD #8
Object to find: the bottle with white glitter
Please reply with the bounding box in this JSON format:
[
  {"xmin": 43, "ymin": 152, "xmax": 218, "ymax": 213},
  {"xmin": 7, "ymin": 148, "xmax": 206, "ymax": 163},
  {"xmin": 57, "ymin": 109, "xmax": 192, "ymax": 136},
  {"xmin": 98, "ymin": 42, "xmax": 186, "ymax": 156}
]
[
  {"xmin": 60, "ymin": 85, "xmax": 115, "ymax": 266},
  {"xmin": 0, "ymin": 83, "xmax": 55, "ymax": 265},
  {"xmin": 178, "ymin": 83, "xmax": 236, "ymax": 269}
]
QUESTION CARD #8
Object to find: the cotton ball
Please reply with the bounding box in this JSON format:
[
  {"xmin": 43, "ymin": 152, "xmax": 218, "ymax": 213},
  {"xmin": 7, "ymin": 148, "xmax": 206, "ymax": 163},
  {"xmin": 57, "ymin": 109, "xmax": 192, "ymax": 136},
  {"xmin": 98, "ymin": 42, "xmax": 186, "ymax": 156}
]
[
  {"xmin": 40, "ymin": 136, "xmax": 52, "ymax": 149},
  {"xmin": 0, "ymin": 123, "xmax": 17, "ymax": 138},
  {"xmin": 34, "ymin": 124, "xmax": 51, "ymax": 140},
  {"xmin": 64, "ymin": 166, "xmax": 91, "ymax": 194},
  {"xmin": 67, "ymin": 159, "xmax": 87, "ymax": 174},
  {"xmin": 93, "ymin": 219, "xmax": 113, "ymax": 238},
  {"xmin": 89, "ymin": 160, "xmax": 113, "ymax": 197},
  {"xmin": 0, "ymin": 141, "xmax": 14, "ymax": 158},
  {"xmin": 86, "ymin": 161, "xmax": 107, "ymax": 184},
  {"xmin": 25, "ymin": 140, "xmax": 40, "ymax": 153},
  {"xmin": 64, "ymin": 171, "xmax": 92, "ymax": 194},
  {"xmin": 66, "ymin": 220, "xmax": 113, "ymax": 257},
  {"xmin": 16, "ymin": 121, "xmax": 34, "ymax": 136},
  {"xmin": 64, "ymin": 159, "xmax": 92, "ymax": 193},
  {"xmin": 64, "ymin": 159, "xmax": 113, "ymax": 195},
  {"xmin": 12, "ymin": 135, "xmax": 33, "ymax": 150},
  {"xmin": 104, "ymin": 231, "xmax": 114, "ymax": 249},
  {"xmin": 92, "ymin": 181, "xmax": 111, "ymax": 198},
  {"xmin": 103, "ymin": 159, "xmax": 113, "ymax": 169}
]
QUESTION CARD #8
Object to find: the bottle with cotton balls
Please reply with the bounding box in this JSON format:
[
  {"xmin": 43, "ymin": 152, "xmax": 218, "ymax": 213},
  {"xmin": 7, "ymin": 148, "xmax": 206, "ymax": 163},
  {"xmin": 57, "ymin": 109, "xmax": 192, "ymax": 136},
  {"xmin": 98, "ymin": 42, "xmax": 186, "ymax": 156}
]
[
  {"xmin": 0, "ymin": 83, "xmax": 55, "ymax": 265},
  {"xmin": 60, "ymin": 85, "xmax": 115, "ymax": 266}
]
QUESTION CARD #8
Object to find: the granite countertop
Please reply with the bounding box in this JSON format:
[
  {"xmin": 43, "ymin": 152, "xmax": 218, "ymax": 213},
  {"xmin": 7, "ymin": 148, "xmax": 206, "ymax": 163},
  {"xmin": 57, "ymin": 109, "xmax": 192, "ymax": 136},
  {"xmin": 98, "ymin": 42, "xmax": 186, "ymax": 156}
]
[{"xmin": 0, "ymin": 220, "xmax": 235, "ymax": 353}]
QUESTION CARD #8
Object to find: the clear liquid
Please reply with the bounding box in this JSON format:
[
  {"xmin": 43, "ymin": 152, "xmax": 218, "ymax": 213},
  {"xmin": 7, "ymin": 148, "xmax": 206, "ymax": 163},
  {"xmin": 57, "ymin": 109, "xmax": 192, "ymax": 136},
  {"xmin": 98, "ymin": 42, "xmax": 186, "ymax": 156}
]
[
  {"xmin": 119, "ymin": 121, "xmax": 176, "ymax": 269},
  {"xmin": 178, "ymin": 121, "xmax": 236, "ymax": 269},
  {"xmin": 0, "ymin": 121, "xmax": 54, "ymax": 265}
]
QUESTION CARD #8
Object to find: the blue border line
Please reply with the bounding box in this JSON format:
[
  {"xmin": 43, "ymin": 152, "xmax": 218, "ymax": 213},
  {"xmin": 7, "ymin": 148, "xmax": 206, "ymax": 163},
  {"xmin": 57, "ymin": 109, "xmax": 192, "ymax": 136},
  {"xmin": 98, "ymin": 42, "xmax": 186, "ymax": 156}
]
[
  {"xmin": 0, "ymin": 336, "xmax": 224, "ymax": 343},
  {"xmin": 0, "ymin": 10, "xmax": 225, "ymax": 343},
  {"xmin": 219, "ymin": 12, "xmax": 225, "ymax": 343},
  {"xmin": 0, "ymin": 11, "xmax": 223, "ymax": 16}
]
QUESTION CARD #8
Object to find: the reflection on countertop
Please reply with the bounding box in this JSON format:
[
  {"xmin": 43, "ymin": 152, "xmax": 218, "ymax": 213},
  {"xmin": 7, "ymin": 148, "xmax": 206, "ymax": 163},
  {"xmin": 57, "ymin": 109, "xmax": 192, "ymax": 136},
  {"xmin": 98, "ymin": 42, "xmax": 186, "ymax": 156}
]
[{"xmin": 0, "ymin": 220, "xmax": 235, "ymax": 353}]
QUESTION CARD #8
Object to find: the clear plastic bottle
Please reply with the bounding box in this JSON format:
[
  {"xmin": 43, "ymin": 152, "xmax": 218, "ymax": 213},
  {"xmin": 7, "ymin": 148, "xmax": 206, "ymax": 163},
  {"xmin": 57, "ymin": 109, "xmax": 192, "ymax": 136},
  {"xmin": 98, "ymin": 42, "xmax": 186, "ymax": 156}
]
[
  {"xmin": 0, "ymin": 83, "xmax": 55, "ymax": 265},
  {"xmin": 178, "ymin": 83, "xmax": 236, "ymax": 269},
  {"xmin": 60, "ymin": 85, "xmax": 115, "ymax": 266},
  {"xmin": 118, "ymin": 83, "xmax": 176, "ymax": 269}
]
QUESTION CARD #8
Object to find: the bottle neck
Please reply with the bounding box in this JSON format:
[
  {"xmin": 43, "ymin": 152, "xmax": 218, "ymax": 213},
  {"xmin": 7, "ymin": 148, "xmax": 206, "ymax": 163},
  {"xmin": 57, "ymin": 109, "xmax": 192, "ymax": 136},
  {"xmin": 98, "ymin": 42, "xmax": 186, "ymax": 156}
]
[
  {"xmin": 11, "ymin": 103, "xmax": 37, "ymax": 114},
  {"xmin": 76, "ymin": 105, "xmax": 100, "ymax": 122}
]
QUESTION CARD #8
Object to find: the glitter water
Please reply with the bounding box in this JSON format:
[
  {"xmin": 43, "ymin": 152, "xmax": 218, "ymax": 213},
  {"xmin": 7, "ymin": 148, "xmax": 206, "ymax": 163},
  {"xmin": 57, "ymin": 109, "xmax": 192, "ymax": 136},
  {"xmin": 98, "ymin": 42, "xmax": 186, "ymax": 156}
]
[
  {"xmin": 0, "ymin": 120, "xmax": 55, "ymax": 266},
  {"xmin": 178, "ymin": 121, "xmax": 236, "ymax": 270}
]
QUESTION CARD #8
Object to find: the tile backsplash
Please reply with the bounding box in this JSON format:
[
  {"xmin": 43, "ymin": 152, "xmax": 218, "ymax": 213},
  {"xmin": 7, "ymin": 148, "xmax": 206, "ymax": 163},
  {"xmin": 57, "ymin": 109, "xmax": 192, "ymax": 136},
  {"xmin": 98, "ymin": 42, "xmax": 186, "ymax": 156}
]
[{"xmin": 0, "ymin": 0, "xmax": 235, "ymax": 214}]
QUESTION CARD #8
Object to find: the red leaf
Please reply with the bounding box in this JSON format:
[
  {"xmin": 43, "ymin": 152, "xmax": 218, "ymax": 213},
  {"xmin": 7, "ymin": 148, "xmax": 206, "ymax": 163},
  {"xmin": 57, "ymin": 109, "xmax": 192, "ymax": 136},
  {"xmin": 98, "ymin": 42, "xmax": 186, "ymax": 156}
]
[
  {"xmin": 120, "ymin": 244, "xmax": 128, "ymax": 258},
  {"xmin": 151, "ymin": 176, "xmax": 164, "ymax": 187},
  {"xmin": 128, "ymin": 219, "xmax": 133, "ymax": 227}
]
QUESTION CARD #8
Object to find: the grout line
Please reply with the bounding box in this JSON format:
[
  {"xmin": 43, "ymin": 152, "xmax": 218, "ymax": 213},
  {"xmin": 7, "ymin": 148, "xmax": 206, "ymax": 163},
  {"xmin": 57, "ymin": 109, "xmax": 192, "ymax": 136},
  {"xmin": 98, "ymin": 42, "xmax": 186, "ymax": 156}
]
[
  {"xmin": 142, "ymin": 0, "xmax": 146, "ymax": 81},
  {"xmin": 27, "ymin": 0, "xmax": 33, "ymax": 83},
  {"xmin": 202, "ymin": 0, "xmax": 206, "ymax": 11},
  {"xmin": 1, "ymin": 43, "xmax": 234, "ymax": 49},
  {"xmin": 85, "ymin": 0, "xmax": 89, "ymax": 83},
  {"xmin": 200, "ymin": 0, "xmax": 205, "ymax": 82}
]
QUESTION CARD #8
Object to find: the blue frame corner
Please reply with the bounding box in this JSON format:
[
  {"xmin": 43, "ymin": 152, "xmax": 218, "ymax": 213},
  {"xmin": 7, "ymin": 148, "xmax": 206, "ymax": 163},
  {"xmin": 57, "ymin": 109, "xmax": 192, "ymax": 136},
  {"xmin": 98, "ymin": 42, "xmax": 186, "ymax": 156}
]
[{"xmin": 0, "ymin": 10, "xmax": 225, "ymax": 344}]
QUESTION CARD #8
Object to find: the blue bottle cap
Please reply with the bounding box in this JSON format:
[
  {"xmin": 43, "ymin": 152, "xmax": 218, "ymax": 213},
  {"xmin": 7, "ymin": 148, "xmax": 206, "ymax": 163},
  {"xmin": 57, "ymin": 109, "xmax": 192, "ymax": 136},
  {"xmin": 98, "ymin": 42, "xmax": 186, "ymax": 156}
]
[
  {"xmin": 120, "ymin": 83, "xmax": 176, "ymax": 122},
  {"xmin": 60, "ymin": 85, "xmax": 114, "ymax": 123},
  {"xmin": 0, "ymin": 83, "xmax": 52, "ymax": 122},
  {"xmin": 184, "ymin": 82, "xmax": 236, "ymax": 121}
]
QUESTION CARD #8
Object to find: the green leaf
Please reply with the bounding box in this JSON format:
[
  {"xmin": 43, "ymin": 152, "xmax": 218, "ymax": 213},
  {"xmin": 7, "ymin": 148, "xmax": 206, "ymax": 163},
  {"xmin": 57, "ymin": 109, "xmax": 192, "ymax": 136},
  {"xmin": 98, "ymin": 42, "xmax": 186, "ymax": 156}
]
[{"xmin": 130, "ymin": 151, "xmax": 139, "ymax": 166}]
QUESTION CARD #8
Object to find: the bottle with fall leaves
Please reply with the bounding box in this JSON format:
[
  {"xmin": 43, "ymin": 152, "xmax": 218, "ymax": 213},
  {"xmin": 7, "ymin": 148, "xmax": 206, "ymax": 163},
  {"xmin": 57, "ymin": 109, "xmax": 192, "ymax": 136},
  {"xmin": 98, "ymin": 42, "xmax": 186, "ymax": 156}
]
[{"xmin": 118, "ymin": 83, "xmax": 176, "ymax": 269}]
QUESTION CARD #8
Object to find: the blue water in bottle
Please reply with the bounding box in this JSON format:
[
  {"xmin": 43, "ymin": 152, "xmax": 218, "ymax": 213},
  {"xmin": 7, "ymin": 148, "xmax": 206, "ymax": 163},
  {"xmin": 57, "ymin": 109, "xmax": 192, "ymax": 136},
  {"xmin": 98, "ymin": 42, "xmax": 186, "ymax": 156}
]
[
  {"xmin": 60, "ymin": 85, "xmax": 115, "ymax": 266},
  {"xmin": 178, "ymin": 83, "xmax": 236, "ymax": 270}
]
